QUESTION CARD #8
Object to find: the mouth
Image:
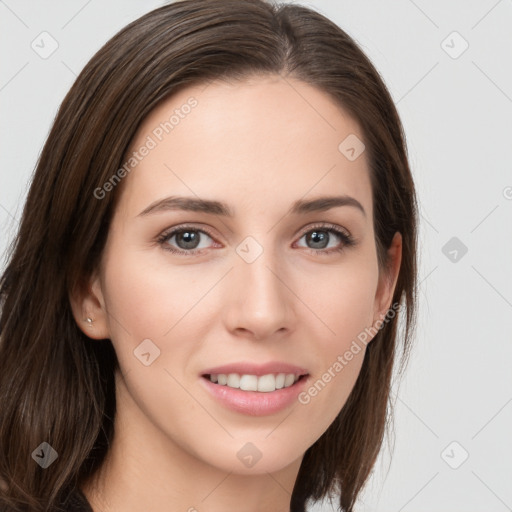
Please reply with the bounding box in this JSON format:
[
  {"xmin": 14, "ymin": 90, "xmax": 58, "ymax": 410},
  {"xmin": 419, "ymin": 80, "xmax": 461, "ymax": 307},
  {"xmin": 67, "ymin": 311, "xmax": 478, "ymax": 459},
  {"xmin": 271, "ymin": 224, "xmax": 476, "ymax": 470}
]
[
  {"xmin": 201, "ymin": 372, "xmax": 309, "ymax": 393},
  {"xmin": 199, "ymin": 362, "xmax": 310, "ymax": 415},
  {"xmin": 200, "ymin": 371, "xmax": 310, "ymax": 416}
]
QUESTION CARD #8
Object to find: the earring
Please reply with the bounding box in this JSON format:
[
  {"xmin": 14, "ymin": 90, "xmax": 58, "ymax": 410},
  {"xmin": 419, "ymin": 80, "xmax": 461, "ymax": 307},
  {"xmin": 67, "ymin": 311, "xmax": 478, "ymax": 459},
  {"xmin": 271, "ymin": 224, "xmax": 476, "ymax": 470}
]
[{"xmin": 86, "ymin": 317, "xmax": 94, "ymax": 327}]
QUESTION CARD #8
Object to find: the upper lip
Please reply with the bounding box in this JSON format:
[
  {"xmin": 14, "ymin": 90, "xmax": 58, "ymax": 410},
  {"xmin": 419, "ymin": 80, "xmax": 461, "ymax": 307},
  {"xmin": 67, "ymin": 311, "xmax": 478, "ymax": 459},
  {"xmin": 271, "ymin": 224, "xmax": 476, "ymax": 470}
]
[{"xmin": 201, "ymin": 362, "xmax": 309, "ymax": 377}]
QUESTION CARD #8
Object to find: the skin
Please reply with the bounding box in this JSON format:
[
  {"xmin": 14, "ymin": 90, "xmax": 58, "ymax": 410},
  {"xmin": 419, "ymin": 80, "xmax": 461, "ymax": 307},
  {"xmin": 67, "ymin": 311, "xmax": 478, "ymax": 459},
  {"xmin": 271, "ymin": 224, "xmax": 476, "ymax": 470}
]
[{"xmin": 71, "ymin": 74, "xmax": 402, "ymax": 512}]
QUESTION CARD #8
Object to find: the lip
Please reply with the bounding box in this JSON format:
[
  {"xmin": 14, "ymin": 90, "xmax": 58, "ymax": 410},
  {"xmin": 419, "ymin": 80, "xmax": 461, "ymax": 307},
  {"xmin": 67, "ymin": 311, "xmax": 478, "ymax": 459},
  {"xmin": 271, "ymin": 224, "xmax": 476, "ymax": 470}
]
[
  {"xmin": 200, "ymin": 373, "xmax": 310, "ymax": 416},
  {"xmin": 200, "ymin": 362, "xmax": 309, "ymax": 378}
]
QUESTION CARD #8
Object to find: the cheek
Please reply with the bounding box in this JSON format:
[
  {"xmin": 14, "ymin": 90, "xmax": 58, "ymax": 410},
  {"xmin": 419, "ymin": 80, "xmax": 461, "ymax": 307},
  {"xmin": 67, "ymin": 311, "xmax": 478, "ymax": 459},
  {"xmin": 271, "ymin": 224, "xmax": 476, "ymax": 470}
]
[
  {"xmin": 295, "ymin": 252, "xmax": 379, "ymax": 345},
  {"xmin": 101, "ymin": 234, "xmax": 379, "ymax": 370},
  {"xmin": 100, "ymin": 243, "xmax": 222, "ymax": 379},
  {"xmin": 102, "ymin": 245, "xmax": 203, "ymax": 335},
  {"xmin": 293, "ymin": 254, "xmax": 378, "ymax": 420}
]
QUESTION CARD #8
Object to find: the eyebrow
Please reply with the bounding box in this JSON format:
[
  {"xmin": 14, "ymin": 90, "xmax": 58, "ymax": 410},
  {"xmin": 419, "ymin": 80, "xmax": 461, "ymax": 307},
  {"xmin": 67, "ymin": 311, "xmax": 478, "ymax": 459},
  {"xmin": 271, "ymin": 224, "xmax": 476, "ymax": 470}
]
[{"xmin": 138, "ymin": 194, "xmax": 366, "ymax": 218}]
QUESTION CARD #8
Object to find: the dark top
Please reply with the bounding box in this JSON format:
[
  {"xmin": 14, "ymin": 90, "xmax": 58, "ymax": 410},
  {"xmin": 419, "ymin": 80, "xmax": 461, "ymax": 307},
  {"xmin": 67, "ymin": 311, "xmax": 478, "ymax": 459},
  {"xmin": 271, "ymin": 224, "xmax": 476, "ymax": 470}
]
[{"xmin": 61, "ymin": 488, "xmax": 94, "ymax": 512}]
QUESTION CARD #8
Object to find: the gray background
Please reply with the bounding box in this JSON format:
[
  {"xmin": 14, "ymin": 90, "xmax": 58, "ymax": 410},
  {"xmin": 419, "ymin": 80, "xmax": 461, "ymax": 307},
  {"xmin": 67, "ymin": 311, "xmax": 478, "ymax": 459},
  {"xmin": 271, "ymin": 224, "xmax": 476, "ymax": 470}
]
[{"xmin": 1, "ymin": 1, "xmax": 511, "ymax": 511}]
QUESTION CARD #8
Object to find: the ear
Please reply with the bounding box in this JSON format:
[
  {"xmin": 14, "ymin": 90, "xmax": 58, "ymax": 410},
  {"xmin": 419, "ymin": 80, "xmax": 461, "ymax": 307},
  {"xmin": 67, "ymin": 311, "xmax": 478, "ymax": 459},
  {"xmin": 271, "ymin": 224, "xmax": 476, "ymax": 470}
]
[
  {"xmin": 69, "ymin": 270, "xmax": 110, "ymax": 340},
  {"xmin": 373, "ymin": 231, "xmax": 402, "ymax": 323}
]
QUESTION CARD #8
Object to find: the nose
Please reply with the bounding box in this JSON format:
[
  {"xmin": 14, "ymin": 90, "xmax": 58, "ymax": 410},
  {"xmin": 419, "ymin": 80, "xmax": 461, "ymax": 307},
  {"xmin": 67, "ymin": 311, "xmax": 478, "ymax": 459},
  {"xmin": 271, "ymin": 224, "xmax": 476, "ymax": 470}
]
[{"xmin": 223, "ymin": 248, "xmax": 294, "ymax": 341}]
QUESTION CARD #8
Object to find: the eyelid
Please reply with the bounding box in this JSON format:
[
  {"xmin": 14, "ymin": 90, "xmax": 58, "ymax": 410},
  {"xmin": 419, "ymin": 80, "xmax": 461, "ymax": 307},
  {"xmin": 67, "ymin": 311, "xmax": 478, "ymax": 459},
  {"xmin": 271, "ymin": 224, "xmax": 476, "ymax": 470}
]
[
  {"xmin": 158, "ymin": 222, "xmax": 352, "ymax": 240},
  {"xmin": 157, "ymin": 221, "xmax": 355, "ymax": 255},
  {"xmin": 296, "ymin": 222, "xmax": 351, "ymax": 238},
  {"xmin": 156, "ymin": 223, "xmax": 219, "ymax": 248}
]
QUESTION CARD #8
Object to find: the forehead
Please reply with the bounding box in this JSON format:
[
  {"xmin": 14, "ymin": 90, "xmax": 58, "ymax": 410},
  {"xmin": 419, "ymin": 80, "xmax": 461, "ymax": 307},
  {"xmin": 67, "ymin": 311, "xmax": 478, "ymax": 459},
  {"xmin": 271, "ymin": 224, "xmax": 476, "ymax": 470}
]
[{"xmin": 116, "ymin": 75, "xmax": 372, "ymax": 220}]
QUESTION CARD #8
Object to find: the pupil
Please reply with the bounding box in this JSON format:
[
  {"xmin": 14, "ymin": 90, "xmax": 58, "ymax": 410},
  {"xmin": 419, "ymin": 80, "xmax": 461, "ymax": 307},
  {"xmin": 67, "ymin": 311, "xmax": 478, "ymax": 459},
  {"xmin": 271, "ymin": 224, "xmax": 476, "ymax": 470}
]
[
  {"xmin": 174, "ymin": 230, "xmax": 330, "ymax": 251},
  {"xmin": 177, "ymin": 231, "xmax": 199, "ymax": 249},
  {"xmin": 308, "ymin": 230, "xmax": 328, "ymax": 249}
]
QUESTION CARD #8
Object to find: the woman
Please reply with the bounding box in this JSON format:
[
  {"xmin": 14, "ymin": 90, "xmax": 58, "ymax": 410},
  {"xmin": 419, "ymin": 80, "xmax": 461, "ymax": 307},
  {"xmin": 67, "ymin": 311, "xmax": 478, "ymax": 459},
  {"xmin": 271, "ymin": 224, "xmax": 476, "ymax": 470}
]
[{"xmin": 0, "ymin": 0, "xmax": 418, "ymax": 511}]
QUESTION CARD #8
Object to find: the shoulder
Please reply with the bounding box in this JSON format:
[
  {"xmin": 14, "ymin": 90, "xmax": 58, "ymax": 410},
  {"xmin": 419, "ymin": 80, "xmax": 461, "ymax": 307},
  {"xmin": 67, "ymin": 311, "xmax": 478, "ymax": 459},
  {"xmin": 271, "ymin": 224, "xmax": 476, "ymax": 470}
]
[
  {"xmin": 0, "ymin": 488, "xmax": 93, "ymax": 512},
  {"xmin": 60, "ymin": 487, "xmax": 94, "ymax": 512}
]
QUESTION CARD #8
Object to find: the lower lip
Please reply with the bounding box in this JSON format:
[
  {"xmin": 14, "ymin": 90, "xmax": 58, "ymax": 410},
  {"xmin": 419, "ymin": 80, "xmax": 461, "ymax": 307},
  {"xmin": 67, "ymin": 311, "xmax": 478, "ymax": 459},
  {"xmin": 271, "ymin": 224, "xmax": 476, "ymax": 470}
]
[{"xmin": 200, "ymin": 375, "xmax": 310, "ymax": 416}]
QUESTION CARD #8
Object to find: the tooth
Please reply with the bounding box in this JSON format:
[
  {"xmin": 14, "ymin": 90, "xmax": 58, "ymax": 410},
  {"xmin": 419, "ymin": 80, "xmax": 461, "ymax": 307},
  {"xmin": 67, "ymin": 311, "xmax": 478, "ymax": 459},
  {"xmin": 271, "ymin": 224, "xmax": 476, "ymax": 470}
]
[
  {"xmin": 227, "ymin": 373, "xmax": 240, "ymax": 388},
  {"xmin": 239, "ymin": 374, "xmax": 258, "ymax": 391},
  {"xmin": 284, "ymin": 374, "xmax": 295, "ymax": 387},
  {"xmin": 275, "ymin": 373, "xmax": 286, "ymax": 389},
  {"xmin": 257, "ymin": 374, "xmax": 276, "ymax": 392},
  {"xmin": 212, "ymin": 372, "xmax": 301, "ymax": 391}
]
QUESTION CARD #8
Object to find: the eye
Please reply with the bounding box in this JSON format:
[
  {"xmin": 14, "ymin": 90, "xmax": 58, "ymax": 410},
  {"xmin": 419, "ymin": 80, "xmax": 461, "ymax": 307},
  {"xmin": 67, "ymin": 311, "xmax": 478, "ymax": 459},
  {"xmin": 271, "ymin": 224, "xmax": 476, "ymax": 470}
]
[
  {"xmin": 295, "ymin": 223, "xmax": 355, "ymax": 255},
  {"xmin": 157, "ymin": 225, "xmax": 218, "ymax": 255},
  {"xmin": 157, "ymin": 222, "xmax": 355, "ymax": 256}
]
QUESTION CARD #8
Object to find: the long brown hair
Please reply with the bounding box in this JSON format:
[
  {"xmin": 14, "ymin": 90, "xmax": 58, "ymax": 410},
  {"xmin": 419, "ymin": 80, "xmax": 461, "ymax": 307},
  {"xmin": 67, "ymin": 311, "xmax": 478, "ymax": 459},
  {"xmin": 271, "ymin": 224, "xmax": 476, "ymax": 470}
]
[{"xmin": 0, "ymin": 1, "xmax": 418, "ymax": 510}]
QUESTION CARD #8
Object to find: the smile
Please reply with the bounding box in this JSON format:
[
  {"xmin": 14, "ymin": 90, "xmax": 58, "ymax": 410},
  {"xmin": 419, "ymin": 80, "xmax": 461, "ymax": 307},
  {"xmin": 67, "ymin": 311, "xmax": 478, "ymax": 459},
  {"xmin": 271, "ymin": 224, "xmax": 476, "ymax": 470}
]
[
  {"xmin": 205, "ymin": 373, "xmax": 305, "ymax": 392},
  {"xmin": 200, "ymin": 371, "xmax": 310, "ymax": 416}
]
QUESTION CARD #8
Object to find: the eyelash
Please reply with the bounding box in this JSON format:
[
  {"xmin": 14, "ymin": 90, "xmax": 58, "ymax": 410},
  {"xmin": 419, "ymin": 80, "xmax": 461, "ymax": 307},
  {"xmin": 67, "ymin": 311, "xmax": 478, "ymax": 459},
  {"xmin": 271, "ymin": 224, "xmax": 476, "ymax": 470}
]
[{"xmin": 156, "ymin": 222, "xmax": 355, "ymax": 256}]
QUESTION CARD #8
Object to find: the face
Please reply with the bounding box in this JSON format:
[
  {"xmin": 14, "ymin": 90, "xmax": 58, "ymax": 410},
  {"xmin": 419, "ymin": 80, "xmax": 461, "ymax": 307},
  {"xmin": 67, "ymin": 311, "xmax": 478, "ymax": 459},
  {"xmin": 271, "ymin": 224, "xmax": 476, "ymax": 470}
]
[{"xmin": 76, "ymin": 74, "xmax": 401, "ymax": 476}]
